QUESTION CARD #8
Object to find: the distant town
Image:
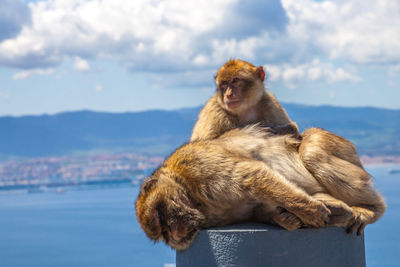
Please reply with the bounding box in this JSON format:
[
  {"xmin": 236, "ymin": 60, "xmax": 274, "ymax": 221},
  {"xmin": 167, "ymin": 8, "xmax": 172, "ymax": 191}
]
[
  {"xmin": 0, "ymin": 153, "xmax": 399, "ymax": 192},
  {"xmin": 0, "ymin": 153, "xmax": 164, "ymax": 191}
]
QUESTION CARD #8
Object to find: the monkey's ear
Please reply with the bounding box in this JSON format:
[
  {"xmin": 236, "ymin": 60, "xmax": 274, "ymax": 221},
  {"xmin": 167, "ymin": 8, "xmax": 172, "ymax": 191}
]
[
  {"xmin": 141, "ymin": 203, "xmax": 162, "ymax": 241},
  {"xmin": 257, "ymin": 66, "xmax": 266, "ymax": 81},
  {"xmin": 141, "ymin": 176, "xmax": 158, "ymax": 193},
  {"xmin": 147, "ymin": 201, "xmax": 165, "ymax": 240}
]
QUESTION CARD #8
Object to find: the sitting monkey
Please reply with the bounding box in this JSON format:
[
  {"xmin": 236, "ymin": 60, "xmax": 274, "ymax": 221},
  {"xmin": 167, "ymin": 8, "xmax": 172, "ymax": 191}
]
[
  {"xmin": 191, "ymin": 59, "xmax": 299, "ymax": 141},
  {"xmin": 136, "ymin": 126, "xmax": 385, "ymax": 250}
]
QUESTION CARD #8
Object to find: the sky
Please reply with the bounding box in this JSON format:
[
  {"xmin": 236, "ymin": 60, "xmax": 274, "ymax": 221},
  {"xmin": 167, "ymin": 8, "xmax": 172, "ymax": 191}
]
[{"xmin": 0, "ymin": 0, "xmax": 399, "ymax": 116}]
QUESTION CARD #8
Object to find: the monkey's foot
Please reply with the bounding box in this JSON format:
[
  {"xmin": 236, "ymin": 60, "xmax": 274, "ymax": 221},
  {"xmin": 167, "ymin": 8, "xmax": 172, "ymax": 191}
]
[
  {"xmin": 273, "ymin": 207, "xmax": 303, "ymax": 231},
  {"xmin": 346, "ymin": 208, "xmax": 370, "ymax": 236},
  {"xmin": 322, "ymin": 200, "xmax": 354, "ymax": 226}
]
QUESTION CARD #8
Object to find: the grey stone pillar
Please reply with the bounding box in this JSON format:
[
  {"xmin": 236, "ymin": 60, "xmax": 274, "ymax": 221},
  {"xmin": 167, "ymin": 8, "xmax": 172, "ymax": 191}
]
[{"xmin": 176, "ymin": 223, "xmax": 365, "ymax": 267}]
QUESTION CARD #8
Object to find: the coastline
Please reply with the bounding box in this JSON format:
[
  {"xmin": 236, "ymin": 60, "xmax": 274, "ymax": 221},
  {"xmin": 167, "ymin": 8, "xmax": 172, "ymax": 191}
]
[{"xmin": 0, "ymin": 154, "xmax": 399, "ymax": 194}]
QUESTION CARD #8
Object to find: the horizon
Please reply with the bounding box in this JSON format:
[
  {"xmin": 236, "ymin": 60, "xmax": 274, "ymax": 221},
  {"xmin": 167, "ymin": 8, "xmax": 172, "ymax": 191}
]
[{"xmin": 1, "ymin": 100, "xmax": 400, "ymax": 119}]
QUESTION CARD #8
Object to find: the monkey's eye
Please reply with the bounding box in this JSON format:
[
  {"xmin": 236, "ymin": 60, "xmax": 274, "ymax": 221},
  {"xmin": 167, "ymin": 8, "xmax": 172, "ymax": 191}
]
[
  {"xmin": 231, "ymin": 78, "xmax": 240, "ymax": 84},
  {"xmin": 220, "ymin": 83, "xmax": 228, "ymax": 91}
]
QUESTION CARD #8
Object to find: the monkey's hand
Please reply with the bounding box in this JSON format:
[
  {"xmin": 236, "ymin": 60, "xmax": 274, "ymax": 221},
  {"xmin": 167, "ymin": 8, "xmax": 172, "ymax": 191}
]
[
  {"xmin": 289, "ymin": 200, "xmax": 330, "ymax": 228},
  {"xmin": 273, "ymin": 207, "xmax": 303, "ymax": 231},
  {"xmin": 259, "ymin": 122, "xmax": 300, "ymax": 138},
  {"xmin": 258, "ymin": 125, "xmax": 278, "ymax": 134},
  {"xmin": 274, "ymin": 123, "xmax": 300, "ymax": 137}
]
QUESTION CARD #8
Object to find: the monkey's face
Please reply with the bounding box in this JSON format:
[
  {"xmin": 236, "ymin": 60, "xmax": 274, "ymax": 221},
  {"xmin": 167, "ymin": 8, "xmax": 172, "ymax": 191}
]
[
  {"xmin": 217, "ymin": 77, "xmax": 264, "ymax": 114},
  {"xmin": 220, "ymin": 78, "xmax": 248, "ymax": 110},
  {"xmin": 216, "ymin": 59, "xmax": 265, "ymax": 114},
  {"xmin": 135, "ymin": 176, "xmax": 205, "ymax": 250}
]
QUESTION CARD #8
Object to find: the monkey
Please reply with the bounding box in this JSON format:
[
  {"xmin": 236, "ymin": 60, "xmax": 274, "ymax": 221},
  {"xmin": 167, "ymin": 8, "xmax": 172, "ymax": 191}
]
[
  {"xmin": 190, "ymin": 58, "xmax": 385, "ymax": 235},
  {"xmin": 190, "ymin": 59, "xmax": 299, "ymax": 142},
  {"xmin": 136, "ymin": 126, "xmax": 386, "ymax": 250}
]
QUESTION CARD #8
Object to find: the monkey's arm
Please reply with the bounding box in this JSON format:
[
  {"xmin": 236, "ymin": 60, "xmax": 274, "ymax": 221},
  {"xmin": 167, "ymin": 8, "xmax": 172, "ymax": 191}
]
[
  {"xmin": 260, "ymin": 92, "xmax": 300, "ymax": 137},
  {"xmin": 235, "ymin": 160, "xmax": 330, "ymax": 227},
  {"xmin": 191, "ymin": 95, "xmax": 237, "ymax": 141},
  {"xmin": 191, "ymin": 117, "xmax": 221, "ymax": 141}
]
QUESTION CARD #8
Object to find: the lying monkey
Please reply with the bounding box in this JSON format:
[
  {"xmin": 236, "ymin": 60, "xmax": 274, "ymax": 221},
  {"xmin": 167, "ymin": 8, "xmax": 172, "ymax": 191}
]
[{"xmin": 136, "ymin": 125, "xmax": 385, "ymax": 250}]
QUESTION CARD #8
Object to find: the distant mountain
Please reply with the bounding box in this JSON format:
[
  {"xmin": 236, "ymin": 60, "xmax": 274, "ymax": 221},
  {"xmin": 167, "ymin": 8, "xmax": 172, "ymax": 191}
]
[
  {"xmin": 284, "ymin": 104, "xmax": 400, "ymax": 156},
  {"xmin": 0, "ymin": 104, "xmax": 399, "ymax": 159},
  {"xmin": 0, "ymin": 110, "xmax": 196, "ymax": 158}
]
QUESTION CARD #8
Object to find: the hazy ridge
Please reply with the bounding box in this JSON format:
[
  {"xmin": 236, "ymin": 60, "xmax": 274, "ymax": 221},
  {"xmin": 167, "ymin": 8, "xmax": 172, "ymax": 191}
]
[{"xmin": 1, "ymin": 104, "xmax": 399, "ymax": 159}]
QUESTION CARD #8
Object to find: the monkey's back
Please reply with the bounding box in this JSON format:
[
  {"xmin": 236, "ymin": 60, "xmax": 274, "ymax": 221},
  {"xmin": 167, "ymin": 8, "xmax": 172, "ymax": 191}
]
[{"xmin": 217, "ymin": 126, "xmax": 325, "ymax": 194}]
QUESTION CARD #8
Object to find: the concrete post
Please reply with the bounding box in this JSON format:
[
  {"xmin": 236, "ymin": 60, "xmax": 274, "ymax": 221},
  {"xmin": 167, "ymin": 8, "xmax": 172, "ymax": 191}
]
[{"xmin": 176, "ymin": 223, "xmax": 365, "ymax": 267}]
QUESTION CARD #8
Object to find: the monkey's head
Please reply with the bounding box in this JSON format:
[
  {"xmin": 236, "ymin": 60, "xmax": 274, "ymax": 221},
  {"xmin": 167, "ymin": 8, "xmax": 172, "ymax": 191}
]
[
  {"xmin": 215, "ymin": 59, "xmax": 266, "ymax": 114},
  {"xmin": 135, "ymin": 172, "xmax": 205, "ymax": 250}
]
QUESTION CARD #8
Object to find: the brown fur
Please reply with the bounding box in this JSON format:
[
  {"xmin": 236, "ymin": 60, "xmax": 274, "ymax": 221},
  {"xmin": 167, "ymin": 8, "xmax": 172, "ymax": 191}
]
[
  {"xmin": 136, "ymin": 59, "xmax": 386, "ymax": 250},
  {"xmin": 190, "ymin": 59, "xmax": 299, "ymax": 141},
  {"xmin": 299, "ymin": 128, "xmax": 386, "ymax": 234},
  {"xmin": 136, "ymin": 126, "xmax": 385, "ymax": 250},
  {"xmin": 190, "ymin": 59, "xmax": 385, "ymax": 236}
]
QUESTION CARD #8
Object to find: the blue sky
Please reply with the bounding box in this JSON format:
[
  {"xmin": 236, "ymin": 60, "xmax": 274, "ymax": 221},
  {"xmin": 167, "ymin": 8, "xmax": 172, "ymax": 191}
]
[{"xmin": 0, "ymin": 0, "xmax": 399, "ymax": 116}]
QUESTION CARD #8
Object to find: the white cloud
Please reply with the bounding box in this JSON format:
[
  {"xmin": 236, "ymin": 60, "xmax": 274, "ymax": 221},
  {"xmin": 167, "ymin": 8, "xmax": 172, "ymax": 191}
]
[
  {"xmin": 0, "ymin": 0, "xmax": 292, "ymax": 73},
  {"xmin": 211, "ymin": 37, "xmax": 260, "ymax": 63},
  {"xmin": 0, "ymin": 0, "xmax": 398, "ymax": 88},
  {"xmin": 264, "ymin": 65, "xmax": 281, "ymax": 82},
  {"xmin": 12, "ymin": 68, "xmax": 55, "ymax": 80},
  {"xmin": 74, "ymin": 57, "xmax": 90, "ymax": 71},
  {"xmin": 0, "ymin": 0, "xmax": 237, "ymax": 70},
  {"xmin": 264, "ymin": 59, "xmax": 361, "ymax": 88},
  {"xmin": 282, "ymin": 0, "xmax": 400, "ymax": 64}
]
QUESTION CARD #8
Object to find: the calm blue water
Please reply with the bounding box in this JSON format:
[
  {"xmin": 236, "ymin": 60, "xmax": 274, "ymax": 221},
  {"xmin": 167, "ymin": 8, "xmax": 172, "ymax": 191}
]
[
  {"xmin": 0, "ymin": 187, "xmax": 175, "ymax": 267},
  {"xmin": 0, "ymin": 166, "xmax": 399, "ymax": 267}
]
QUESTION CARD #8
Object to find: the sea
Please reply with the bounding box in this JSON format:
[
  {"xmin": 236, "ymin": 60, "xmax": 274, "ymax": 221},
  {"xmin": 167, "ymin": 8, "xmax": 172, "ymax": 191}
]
[{"xmin": 0, "ymin": 165, "xmax": 399, "ymax": 267}]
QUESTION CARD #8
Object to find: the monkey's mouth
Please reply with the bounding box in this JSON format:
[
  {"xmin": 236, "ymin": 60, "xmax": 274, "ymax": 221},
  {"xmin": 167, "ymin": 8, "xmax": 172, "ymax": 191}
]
[{"xmin": 225, "ymin": 100, "xmax": 242, "ymax": 109}]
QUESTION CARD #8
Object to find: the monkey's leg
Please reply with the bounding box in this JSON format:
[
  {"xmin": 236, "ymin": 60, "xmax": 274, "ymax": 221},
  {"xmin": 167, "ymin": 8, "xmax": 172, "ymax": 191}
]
[
  {"xmin": 235, "ymin": 160, "xmax": 330, "ymax": 228},
  {"xmin": 299, "ymin": 128, "xmax": 386, "ymax": 234},
  {"xmin": 300, "ymin": 127, "xmax": 364, "ymax": 167}
]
